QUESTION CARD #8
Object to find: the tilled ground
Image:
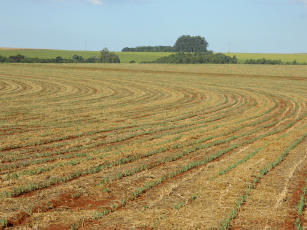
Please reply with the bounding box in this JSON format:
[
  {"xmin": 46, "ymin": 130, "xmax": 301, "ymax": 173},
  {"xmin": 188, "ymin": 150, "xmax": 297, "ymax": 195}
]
[{"xmin": 0, "ymin": 63, "xmax": 306, "ymax": 230}]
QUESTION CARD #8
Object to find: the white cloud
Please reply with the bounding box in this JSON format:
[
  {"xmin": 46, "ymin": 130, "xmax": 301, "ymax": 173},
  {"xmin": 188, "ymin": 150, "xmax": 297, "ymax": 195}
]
[{"xmin": 87, "ymin": 0, "xmax": 103, "ymax": 5}]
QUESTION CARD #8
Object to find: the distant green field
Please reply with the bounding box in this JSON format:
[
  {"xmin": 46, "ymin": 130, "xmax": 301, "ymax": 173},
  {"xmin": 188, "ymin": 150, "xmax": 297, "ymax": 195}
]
[
  {"xmin": 0, "ymin": 48, "xmax": 306, "ymax": 64},
  {"xmin": 0, "ymin": 49, "xmax": 99, "ymax": 59},
  {"xmin": 226, "ymin": 53, "xmax": 307, "ymax": 64},
  {"xmin": 0, "ymin": 49, "xmax": 172, "ymax": 63}
]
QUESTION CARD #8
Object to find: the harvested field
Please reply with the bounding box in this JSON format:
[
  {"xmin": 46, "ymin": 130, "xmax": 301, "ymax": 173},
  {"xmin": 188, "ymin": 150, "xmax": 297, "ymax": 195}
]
[{"xmin": 0, "ymin": 63, "xmax": 306, "ymax": 230}]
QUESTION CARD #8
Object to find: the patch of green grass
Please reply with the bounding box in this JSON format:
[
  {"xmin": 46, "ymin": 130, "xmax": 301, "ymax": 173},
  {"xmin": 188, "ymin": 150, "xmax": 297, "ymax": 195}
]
[
  {"xmin": 46, "ymin": 201, "xmax": 52, "ymax": 209},
  {"xmin": 174, "ymin": 202, "xmax": 184, "ymax": 210},
  {"xmin": 295, "ymin": 177, "xmax": 307, "ymax": 230},
  {"xmin": 70, "ymin": 222, "xmax": 79, "ymax": 230},
  {"xmin": 190, "ymin": 193, "xmax": 198, "ymax": 201},
  {"xmin": 0, "ymin": 218, "xmax": 7, "ymax": 227}
]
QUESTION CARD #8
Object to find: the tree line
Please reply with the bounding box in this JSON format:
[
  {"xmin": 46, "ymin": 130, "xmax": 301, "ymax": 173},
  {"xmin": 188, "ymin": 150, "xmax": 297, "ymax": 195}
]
[
  {"xmin": 122, "ymin": 35, "xmax": 208, "ymax": 53},
  {"xmin": 148, "ymin": 53, "xmax": 304, "ymax": 65},
  {"xmin": 1, "ymin": 53, "xmax": 304, "ymax": 65},
  {"xmin": 0, "ymin": 49, "xmax": 120, "ymax": 63},
  {"xmin": 244, "ymin": 58, "xmax": 305, "ymax": 65},
  {"xmin": 0, "ymin": 38, "xmax": 305, "ymax": 65},
  {"xmin": 149, "ymin": 52, "xmax": 238, "ymax": 64},
  {"xmin": 122, "ymin": 46, "xmax": 174, "ymax": 52},
  {"xmin": 121, "ymin": 34, "xmax": 306, "ymax": 65}
]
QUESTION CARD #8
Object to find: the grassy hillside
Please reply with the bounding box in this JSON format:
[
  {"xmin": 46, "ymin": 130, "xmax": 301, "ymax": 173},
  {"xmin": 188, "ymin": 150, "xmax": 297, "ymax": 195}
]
[
  {"xmin": 0, "ymin": 48, "xmax": 99, "ymax": 59},
  {"xmin": 0, "ymin": 49, "xmax": 172, "ymax": 63},
  {"xmin": 226, "ymin": 53, "xmax": 307, "ymax": 64},
  {"xmin": 0, "ymin": 48, "xmax": 306, "ymax": 63}
]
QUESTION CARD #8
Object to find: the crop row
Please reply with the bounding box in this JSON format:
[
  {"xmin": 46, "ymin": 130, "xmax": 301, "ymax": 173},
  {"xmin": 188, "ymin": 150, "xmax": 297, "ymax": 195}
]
[
  {"xmin": 1, "ymin": 99, "xmax": 296, "ymax": 197},
  {"xmin": 219, "ymin": 133, "xmax": 307, "ymax": 230},
  {"xmin": 6, "ymin": 110, "xmax": 303, "ymax": 229}
]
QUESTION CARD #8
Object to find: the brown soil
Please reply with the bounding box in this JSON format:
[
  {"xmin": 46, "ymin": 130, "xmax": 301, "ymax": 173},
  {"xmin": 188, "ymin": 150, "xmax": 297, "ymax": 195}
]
[
  {"xmin": 282, "ymin": 164, "xmax": 307, "ymax": 229},
  {"xmin": 43, "ymin": 223, "xmax": 70, "ymax": 230},
  {"xmin": 6, "ymin": 211, "xmax": 29, "ymax": 228},
  {"xmin": 1, "ymin": 64, "xmax": 306, "ymax": 230}
]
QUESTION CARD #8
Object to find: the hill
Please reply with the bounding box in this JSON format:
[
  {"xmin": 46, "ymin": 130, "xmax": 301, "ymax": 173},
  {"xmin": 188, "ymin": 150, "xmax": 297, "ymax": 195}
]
[{"xmin": 0, "ymin": 48, "xmax": 307, "ymax": 64}]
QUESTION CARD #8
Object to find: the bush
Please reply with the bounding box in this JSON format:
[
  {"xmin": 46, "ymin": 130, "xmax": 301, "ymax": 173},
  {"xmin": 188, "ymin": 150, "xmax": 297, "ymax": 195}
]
[
  {"xmin": 72, "ymin": 55, "xmax": 84, "ymax": 63},
  {"xmin": 0, "ymin": 55, "xmax": 8, "ymax": 63},
  {"xmin": 0, "ymin": 54, "xmax": 101, "ymax": 64},
  {"xmin": 245, "ymin": 58, "xmax": 283, "ymax": 65},
  {"xmin": 55, "ymin": 56, "xmax": 63, "ymax": 63},
  {"xmin": 86, "ymin": 56, "xmax": 99, "ymax": 63},
  {"xmin": 152, "ymin": 52, "xmax": 237, "ymax": 64},
  {"xmin": 9, "ymin": 54, "xmax": 25, "ymax": 63}
]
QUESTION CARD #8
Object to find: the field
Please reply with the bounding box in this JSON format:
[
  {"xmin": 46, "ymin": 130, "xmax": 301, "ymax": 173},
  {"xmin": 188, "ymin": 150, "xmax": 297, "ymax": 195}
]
[
  {"xmin": 0, "ymin": 63, "xmax": 306, "ymax": 230},
  {"xmin": 1, "ymin": 48, "xmax": 307, "ymax": 64},
  {"xmin": 0, "ymin": 49, "xmax": 172, "ymax": 63},
  {"xmin": 226, "ymin": 53, "xmax": 307, "ymax": 64}
]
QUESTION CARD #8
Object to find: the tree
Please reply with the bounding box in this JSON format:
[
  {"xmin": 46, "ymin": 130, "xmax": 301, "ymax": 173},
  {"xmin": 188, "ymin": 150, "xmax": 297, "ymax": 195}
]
[
  {"xmin": 55, "ymin": 56, "xmax": 63, "ymax": 63},
  {"xmin": 100, "ymin": 48, "xmax": 120, "ymax": 63},
  {"xmin": 86, "ymin": 56, "xmax": 99, "ymax": 63},
  {"xmin": 9, "ymin": 54, "xmax": 25, "ymax": 63},
  {"xmin": 174, "ymin": 35, "xmax": 208, "ymax": 52},
  {"xmin": 122, "ymin": 46, "xmax": 174, "ymax": 52},
  {"xmin": 0, "ymin": 55, "xmax": 8, "ymax": 63},
  {"xmin": 72, "ymin": 54, "xmax": 84, "ymax": 63},
  {"xmin": 152, "ymin": 52, "xmax": 237, "ymax": 64}
]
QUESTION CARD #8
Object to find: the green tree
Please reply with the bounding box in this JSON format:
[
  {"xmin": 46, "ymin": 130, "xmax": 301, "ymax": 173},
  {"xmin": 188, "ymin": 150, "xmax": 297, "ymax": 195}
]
[
  {"xmin": 55, "ymin": 56, "xmax": 63, "ymax": 63},
  {"xmin": 174, "ymin": 35, "xmax": 208, "ymax": 52},
  {"xmin": 122, "ymin": 46, "xmax": 174, "ymax": 52},
  {"xmin": 9, "ymin": 54, "xmax": 25, "ymax": 63},
  {"xmin": 0, "ymin": 55, "xmax": 8, "ymax": 63},
  {"xmin": 152, "ymin": 52, "xmax": 237, "ymax": 64},
  {"xmin": 72, "ymin": 54, "xmax": 84, "ymax": 63},
  {"xmin": 100, "ymin": 48, "xmax": 120, "ymax": 63},
  {"xmin": 86, "ymin": 56, "xmax": 99, "ymax": 63}
]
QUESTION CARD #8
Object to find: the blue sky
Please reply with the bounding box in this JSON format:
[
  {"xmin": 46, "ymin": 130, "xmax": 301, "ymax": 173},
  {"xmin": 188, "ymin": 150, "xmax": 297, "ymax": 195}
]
[{"xmin": 1, "ymin": 0, "xmax": 307, "ymax": 53}]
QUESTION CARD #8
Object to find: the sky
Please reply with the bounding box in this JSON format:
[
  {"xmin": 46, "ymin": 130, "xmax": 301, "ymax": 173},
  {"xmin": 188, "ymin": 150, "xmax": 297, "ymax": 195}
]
[{"xmin": 0, "ymin": 0, "xmax": 307, "ymax": 53}]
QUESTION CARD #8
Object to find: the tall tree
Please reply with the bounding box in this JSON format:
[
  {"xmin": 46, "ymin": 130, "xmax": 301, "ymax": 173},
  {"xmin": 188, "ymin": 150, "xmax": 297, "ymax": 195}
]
[
  {"xmin": 100, "ymin": 48, "xmax": 120, "ymax": 63},
  {"xmin": 174, "ymin": 35, "xmax": 208, "ymax": 52}
]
